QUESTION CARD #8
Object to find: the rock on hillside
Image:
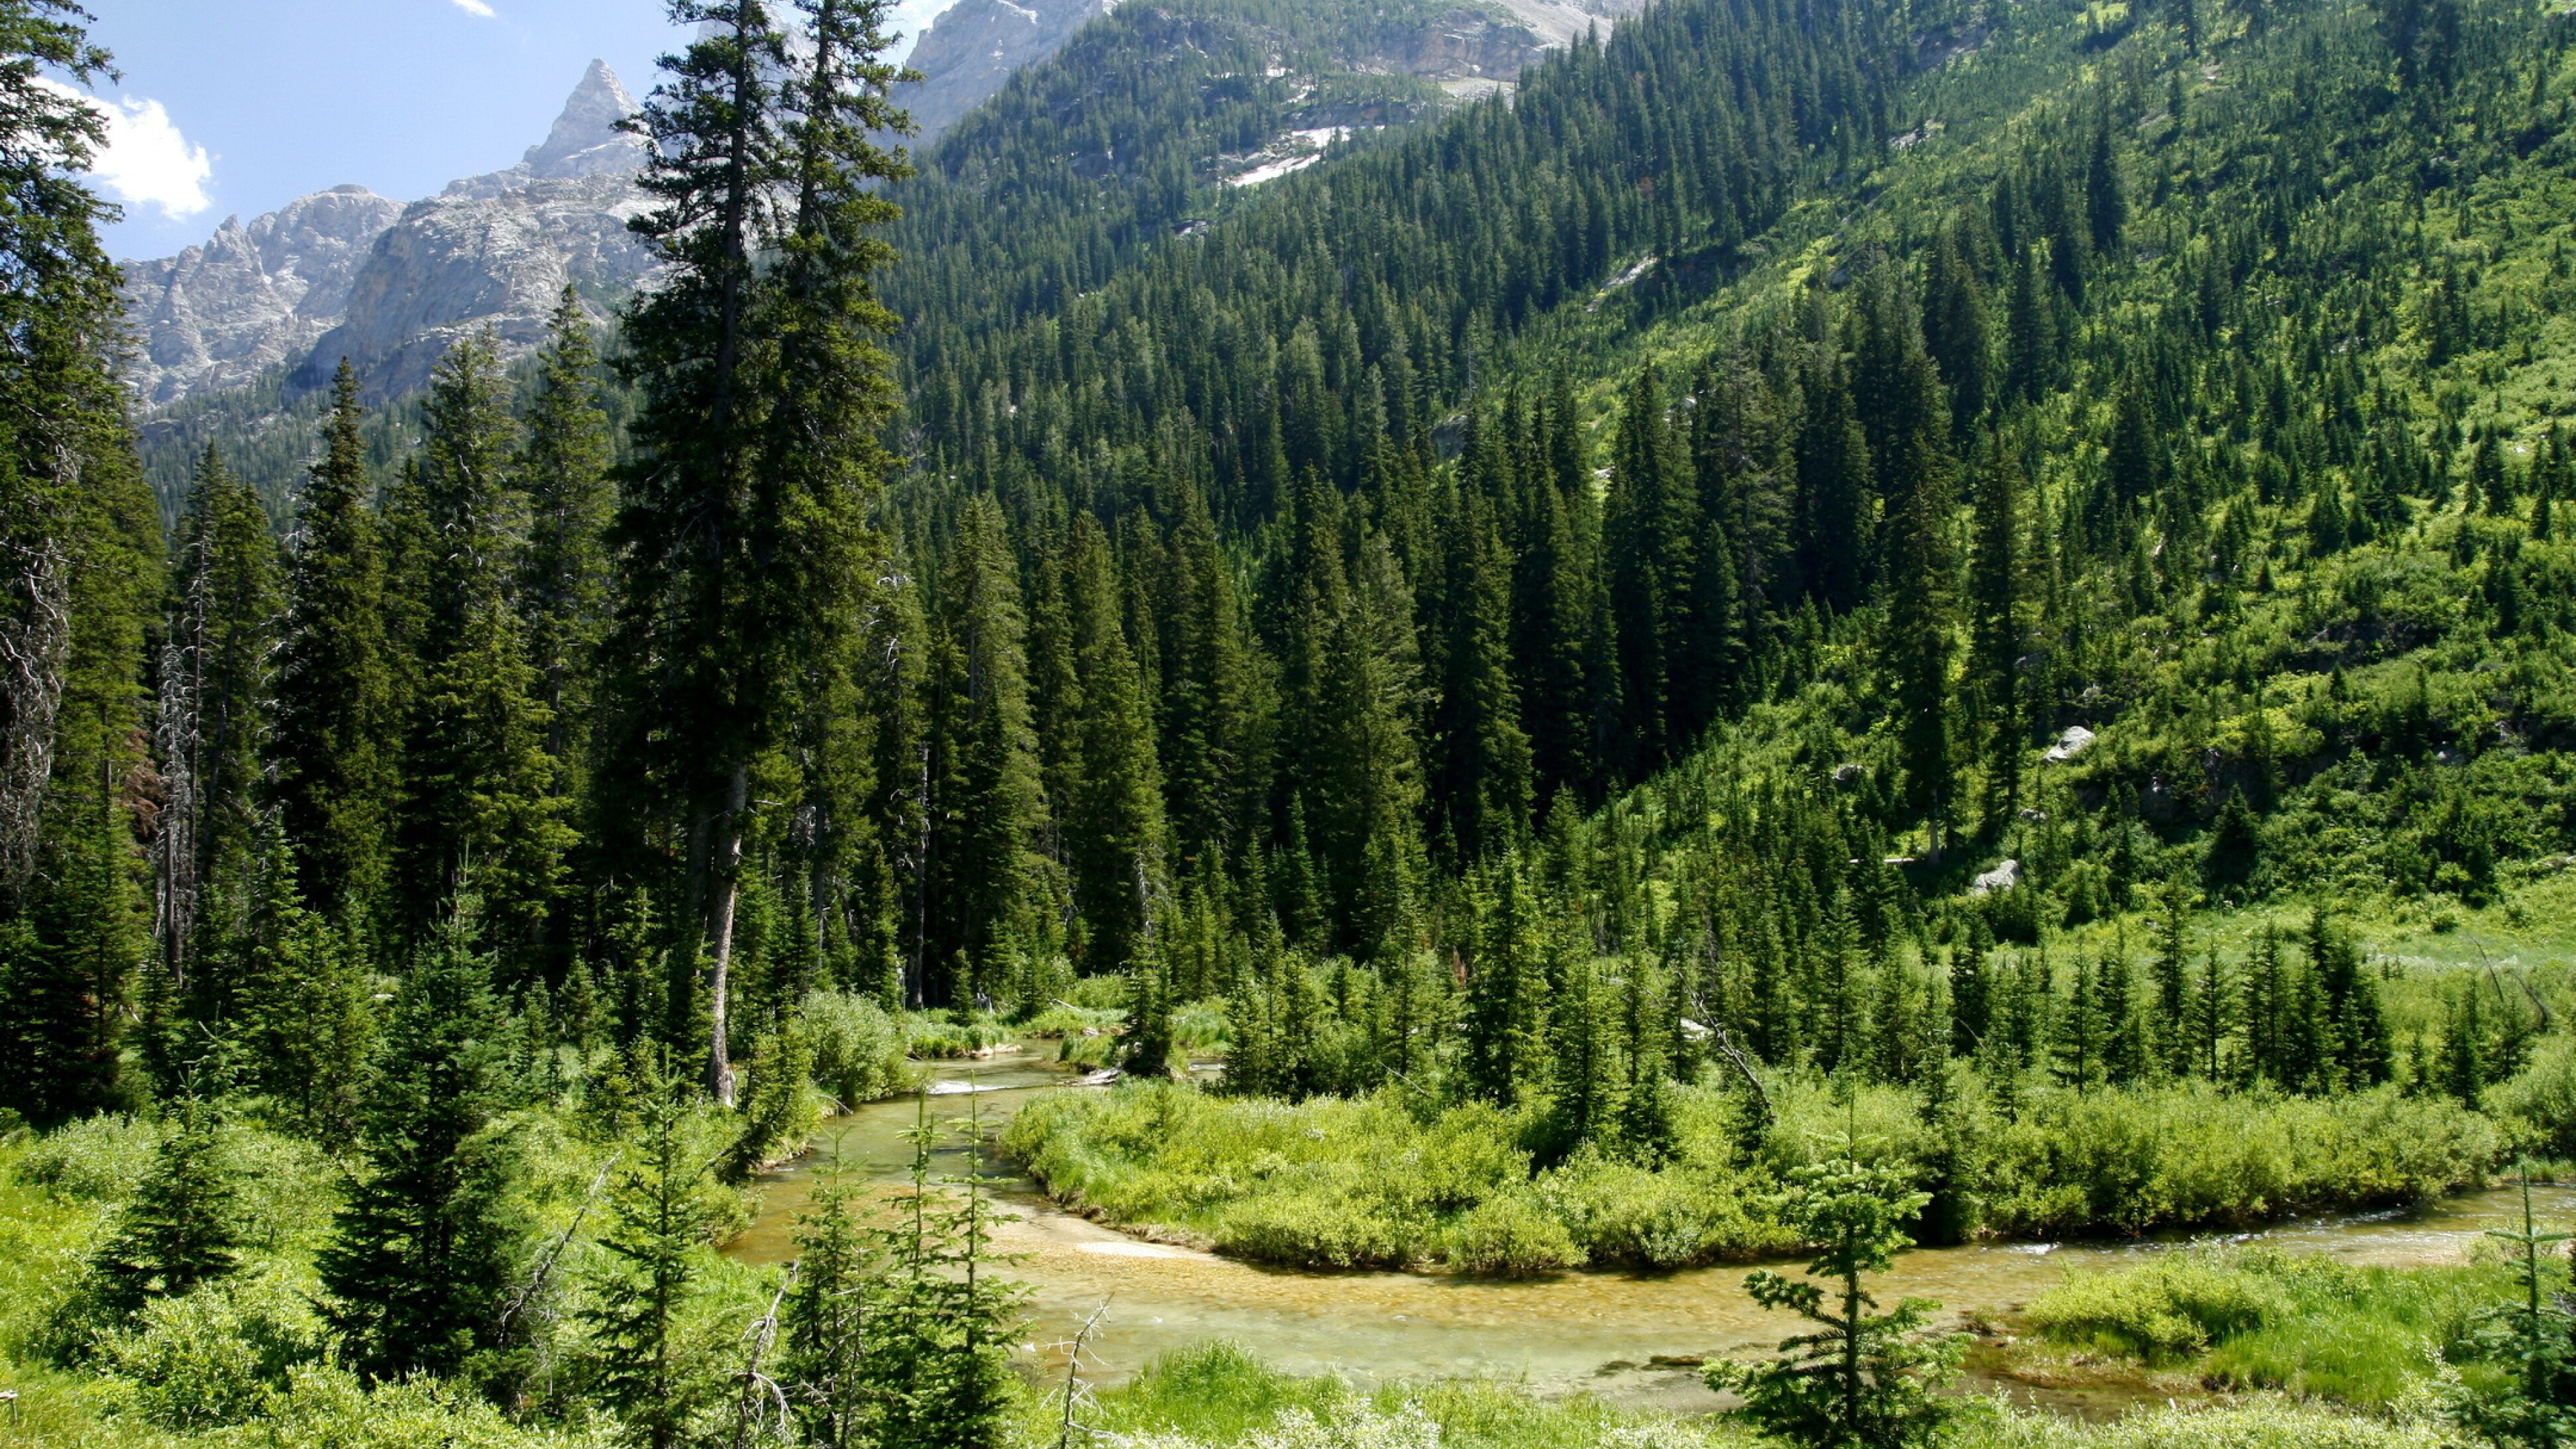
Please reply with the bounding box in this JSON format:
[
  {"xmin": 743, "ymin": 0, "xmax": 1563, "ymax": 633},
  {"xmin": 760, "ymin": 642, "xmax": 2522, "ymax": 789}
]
[
  {"xmin": 1393, "ymin": 0, "xmax": 1650, "ymax": 95},
  {"xmin": 286, "ymin": 61, "xmax": 655, "ymax": 400},
  {"xmin": 121, "ymin": 60, "xmax": 653, "ymax": 407},
  {"xmin": 119, "ymin": 185, "xmax": 405, "ymax": 409},
  {"xmin": 900, "ymin": 0, "xmax": 1116, "ymax": 140}
]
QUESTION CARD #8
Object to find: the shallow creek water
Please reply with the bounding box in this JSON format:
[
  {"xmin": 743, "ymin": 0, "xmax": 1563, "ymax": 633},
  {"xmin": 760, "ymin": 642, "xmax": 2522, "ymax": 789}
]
[{"xmin": 727, "ymin": 1049, "xmax": 2576, "ymax": 1415}]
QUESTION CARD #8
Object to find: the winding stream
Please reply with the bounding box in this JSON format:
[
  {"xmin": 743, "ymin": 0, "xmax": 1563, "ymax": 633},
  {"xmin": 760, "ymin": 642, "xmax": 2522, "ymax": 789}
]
[{"xmin": 729, "ymin": 1049, "xmax": 2576, "ymax": 1415}]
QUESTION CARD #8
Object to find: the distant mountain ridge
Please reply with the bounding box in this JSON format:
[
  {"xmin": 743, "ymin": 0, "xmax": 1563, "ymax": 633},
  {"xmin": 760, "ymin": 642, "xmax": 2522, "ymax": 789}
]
[
  {"xmin": 119, "ymin": 0, "xmax": 1647, "ymax": 423},
  {"xmin": 116, "ymin": 0, "xmax": 1125, "ymax": 409},
  {"xmin": 120, "ymin": 59, "xmax": 653, "ymax": 409}
]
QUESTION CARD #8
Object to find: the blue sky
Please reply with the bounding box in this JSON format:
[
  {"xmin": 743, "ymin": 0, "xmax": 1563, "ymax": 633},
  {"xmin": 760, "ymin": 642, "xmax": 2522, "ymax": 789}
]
[{"xmin": 84, "ymin": 0, "xmax": 954, "ymax": 262}]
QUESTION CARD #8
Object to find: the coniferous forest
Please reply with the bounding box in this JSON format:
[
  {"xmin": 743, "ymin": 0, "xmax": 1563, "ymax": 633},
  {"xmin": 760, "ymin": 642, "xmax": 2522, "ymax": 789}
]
[{"xmin": 20, "ymin": 0, "xmax": 2576, "ymax": 1441}]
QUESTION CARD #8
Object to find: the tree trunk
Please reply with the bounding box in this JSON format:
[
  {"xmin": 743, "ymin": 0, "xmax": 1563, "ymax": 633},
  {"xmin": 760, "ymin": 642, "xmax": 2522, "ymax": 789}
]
[{"xmin": 706, "ymin": 761, "xmax": 749, "ymax": 1107}]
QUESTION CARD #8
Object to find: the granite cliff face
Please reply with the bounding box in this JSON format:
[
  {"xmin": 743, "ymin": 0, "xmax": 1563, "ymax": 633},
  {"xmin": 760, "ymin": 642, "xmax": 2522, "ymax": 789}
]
[
  {"xmin": 119, "ymin": 185, "xmax": 407, "ymax": 409},
  {"xmin": 286, "ymin": 60, "xmax": 656, "ymax": 399},
  {"xmin": 121, "ymin": 60, "xmax": 653, "ymax": 407},
  {"xmin": 899, "ymin": 0, "xmax": 1117, "ymax": 140}
]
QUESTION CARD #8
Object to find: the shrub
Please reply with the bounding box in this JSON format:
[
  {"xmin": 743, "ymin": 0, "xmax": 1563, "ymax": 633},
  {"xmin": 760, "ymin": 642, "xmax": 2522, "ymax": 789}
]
[
  {"xmin": 2027, "ymin": 1252, "xmax": 2291, "ymax": 1362},
  {"xmin": 1982, "ymin": 1083, "xmax": 2495, "ymax": 1235},
  {"xmin": 2487, "ymin": 1032, "xmax": 2576, "ymax": 1159},
  {"xmin": 2027, "ymin": 1248, "xmax": 2505, "ymax": 1408},
  {"xmin": 93, "ymin": 1266, "xmax": 323, "ymax": 1430},
  {"xmin": 802, "ymin": 990, "xmax": 913, "ymax": 1109},
  {"xmin": 1957, "ymin": 1400, "xmax": 2465, "ymax": 1448},
  {"xmin": 219, "ymin": 1363, "xmax": 616, "ymax": 1449},
  {"xmin": 904, "ymin": 1012, "xmax": 1016, "ymax": 1059},
  {"xmin": 20, "ymin": 1115, "xmax": 163, "ymax": 1203},
  {"xmin": 1444, "ymin": 1191, "xmax": 1578, "ymax": 1275},
  {"xmin": 1214, "ymin": 1189, "xmax": 1419, "ymax": 1269},
  {"xmin": 1538, "ymin": 1155, "xmax": 1716, "ymax": 1269}
]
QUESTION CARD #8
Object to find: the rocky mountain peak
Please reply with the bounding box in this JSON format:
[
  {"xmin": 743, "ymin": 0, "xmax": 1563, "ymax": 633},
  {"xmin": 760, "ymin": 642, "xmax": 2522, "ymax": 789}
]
[{"xmin": 521, "ymin": 59, "xmax": 645, "ymax": 180}]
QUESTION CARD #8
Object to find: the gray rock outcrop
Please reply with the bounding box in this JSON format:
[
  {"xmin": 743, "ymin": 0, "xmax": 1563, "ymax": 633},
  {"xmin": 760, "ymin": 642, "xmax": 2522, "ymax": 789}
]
[
  {"xmin": 289, "ymin": 60, "xmax": 655, "ymax": 398},
  {"xmin": 122, "ymin": 60, "xmax": 655, "ymax": 407},
  {"xmin": 898, "ymin": 0, "xmax": 1116, "ymax": 140},
  {"xmin": 119, "ymin": 185, "xmax": 407, "ymax": 409}
]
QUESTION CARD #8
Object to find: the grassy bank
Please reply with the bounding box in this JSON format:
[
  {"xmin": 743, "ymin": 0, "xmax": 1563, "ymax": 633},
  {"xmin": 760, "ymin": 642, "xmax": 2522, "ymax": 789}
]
[
  {"xmin": 1067, "ymin": 1342, "xmax": 2462, "ymax": 1449},
  {"xmin": 2021, "ymin": 1246, "xmax": 2522, "ymax": 1411},
  {"xmin": 1001, "ymin": 1075, "xmax": 2500, "ymax": 1272}
]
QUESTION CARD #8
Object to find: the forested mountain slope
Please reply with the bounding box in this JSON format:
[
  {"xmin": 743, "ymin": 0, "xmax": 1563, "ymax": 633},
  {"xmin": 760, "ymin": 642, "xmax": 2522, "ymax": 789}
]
[{"xmin": 875, "ymin": 0, "xmax": 2576, "ymax": 1230}]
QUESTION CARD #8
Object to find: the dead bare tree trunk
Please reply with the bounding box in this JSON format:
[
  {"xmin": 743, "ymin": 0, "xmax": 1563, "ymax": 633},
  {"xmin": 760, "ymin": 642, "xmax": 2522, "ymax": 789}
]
[
  {"xmin": 706, "ymin": 761, "xmax": 750, "ymax": 1108},
  {"xmin": 0, "ymin": 533, "xmax": 70, "ymax": 898},
  {"xmin": 152, "ymin": 632, "xmax": 199, "ymax": 994}
]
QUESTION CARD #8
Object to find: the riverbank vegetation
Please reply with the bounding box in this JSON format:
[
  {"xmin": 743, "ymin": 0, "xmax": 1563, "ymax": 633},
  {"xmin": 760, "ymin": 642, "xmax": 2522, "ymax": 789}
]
[
  {"xmin": 1076, "ymin": 1341, "xmax": 2464, "ymax": 1449},
  {"xmin": 1006, "ymin": 1073, "xmax": 2506, "ymax": 1271}
]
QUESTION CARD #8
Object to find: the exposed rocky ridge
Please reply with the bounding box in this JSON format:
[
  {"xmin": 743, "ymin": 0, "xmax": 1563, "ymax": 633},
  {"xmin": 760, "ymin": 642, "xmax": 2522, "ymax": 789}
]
[
  {"xmin": 119, "ymin": 185, "xmax": 407, "ymax": 409},
  {"xmin": 121, "ymin": 60, "xmax": 654, "ymax": 407},
  {"xmin": 1382, "ymin": 0, "xmax": 1647, "ymax": 88},
  {"xmin": 900, "ymin": 0, "xmax": 1117, "ymax": 140}
]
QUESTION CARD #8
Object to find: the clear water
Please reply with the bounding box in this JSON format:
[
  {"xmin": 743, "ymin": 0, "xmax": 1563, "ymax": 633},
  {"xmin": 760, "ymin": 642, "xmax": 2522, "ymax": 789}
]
[{"xmin": 728, "ymin": 1049, "xmax": 2576, "ymax": 1415}]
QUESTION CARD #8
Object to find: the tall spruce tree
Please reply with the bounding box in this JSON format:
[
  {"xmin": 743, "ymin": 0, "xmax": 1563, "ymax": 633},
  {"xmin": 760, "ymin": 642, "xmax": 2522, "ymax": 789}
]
[
  {"xmin": 154, "ymin": 446, "xmax": 280, "ymax": 1034},
  {"xmin": 515, "ymin": 288, "xmax": 615, "ymax": 796},
  {"xmin": 925, "ymin": 497, "xmax": 1046, "ymax": 1006},
  {"xmin": 0, "ymin": 1, "xmax": 162, "ymax": 1125},
  {"xmin": 272, "ymin": 364, "xmax": 399, "ymax": 925},
  {"xmin": 1061, "ymin": 513, "xmax": 1166, "ymax": 973},
  {"xmin": 396, "ymin": 334, "xmax": 567, "ymax": 957},
  {"xmin": 607, "ymin": 0, "xmax": 912, "ymax": 1102}
]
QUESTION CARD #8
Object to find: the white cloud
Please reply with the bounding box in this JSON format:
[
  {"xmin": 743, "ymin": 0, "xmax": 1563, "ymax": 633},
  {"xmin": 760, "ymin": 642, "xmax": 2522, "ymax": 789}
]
[
  {"xmin": 34, "ymin": 78, "xmax": 213, "ymax": 220},
  {"xmin": 451, "ymin": 0, "xmax": 496, "ymax": 15}
]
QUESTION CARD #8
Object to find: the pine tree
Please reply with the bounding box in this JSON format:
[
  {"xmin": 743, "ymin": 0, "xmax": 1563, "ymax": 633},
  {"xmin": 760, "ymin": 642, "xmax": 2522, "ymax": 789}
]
[
  {"xmin": 1062, "ymin": 513, "xmax": 1166, "ymax": 973},
  {"xmin": 1708, "ymin": 1150, "xmax": 1964, "ymax": 1449},
  {"xmin": 396, "ymin": 335, "xmax": 568, "ymax": 957},
  {"xmin": 608, "ymin": 0, "xmax": 913, "ymax": 1103},
  {"xmin": 1307, "ymin": 535, "xmax": 1427, "ymax": 960},
  {"xmin": 584, "ymin": 1090, "xmax": 727, "ymax": 1449},
  {"xmin": 1796, "ymin": 343, "xmax": 1873, "ymax": 612},
  {"xmin": 780, "ymin": 1157, "xmax": 881, "ymax": 1449},
  {"xmin": 1460, "ymin": 858, "xmax": 1545, "ymax": 1105},
  {"xmin": 0, "ymin": 4, "xmax": 165, "ymax": 1126},
  {"xmin": 1877, "ymin": 341, "xmax": 1957, "ymax": 838},
  {"xmin": 1432, "ymin": 477, "xmax": 1532, "ymax": 861},
  {"xmin": 1606, "ymin": 367, "xmax": 1699, "ymax": 767},
  {"xmin": 863, "ymin": 1099, "xmax": 1028, "ymax": 1449},
  {"xmin": 515, "ymin": 288, "xmax": 615, "ymax": 794},
  {"xmin": 2004, "ymin": 248, "xmax": 2057, "ymax": 403},
  {"xmin": 2149, "ymin": 888, "xmax": 2192, "ymax": 1077},
  {"xmin": 2084, "ymin": 123, "xmax": 2127, "ymax": 256},
  {"xmin": 90, "ymin": 1098, "xmax": 241, "ymax": 1314},
  {"xmin": 272, "ymin": 363, "xmax": 399, "ymax": 924},
  {"xmin": 1921, "ymin": 220, "xmax": 1992, "ymax": 437},
  {"xmin": 1966, "ymin": 439, "xmax": 2025, "ymax": 820},
  {"xmin": 400, "ymin": 596, "xmax": 570, "ymax": 965},
  {"xmin": 2310, "ymin": 910, "xmax": 2392, "ymax": 1089},
  {"xmin": 155, "ymin": 445, "xmax": 281, "ymax": 1032},
  {"xmin": 317, "ymin": 927, "xmax": 531, "ymax": 1381},
  {"xmin": 1159, "ymin": 480, "xmax": 1258, "ymax": 863},
  {"xmin": 229, "ymin": 820, "xmax": 375, "ymax": 1138},
  {"xmin": 2204, "ymin": 786, "xmax": 2261, "ymax": 895},
  {"xmin": 926, "ymin": 498, "xmax": 1046, "ymax": 1007}
]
